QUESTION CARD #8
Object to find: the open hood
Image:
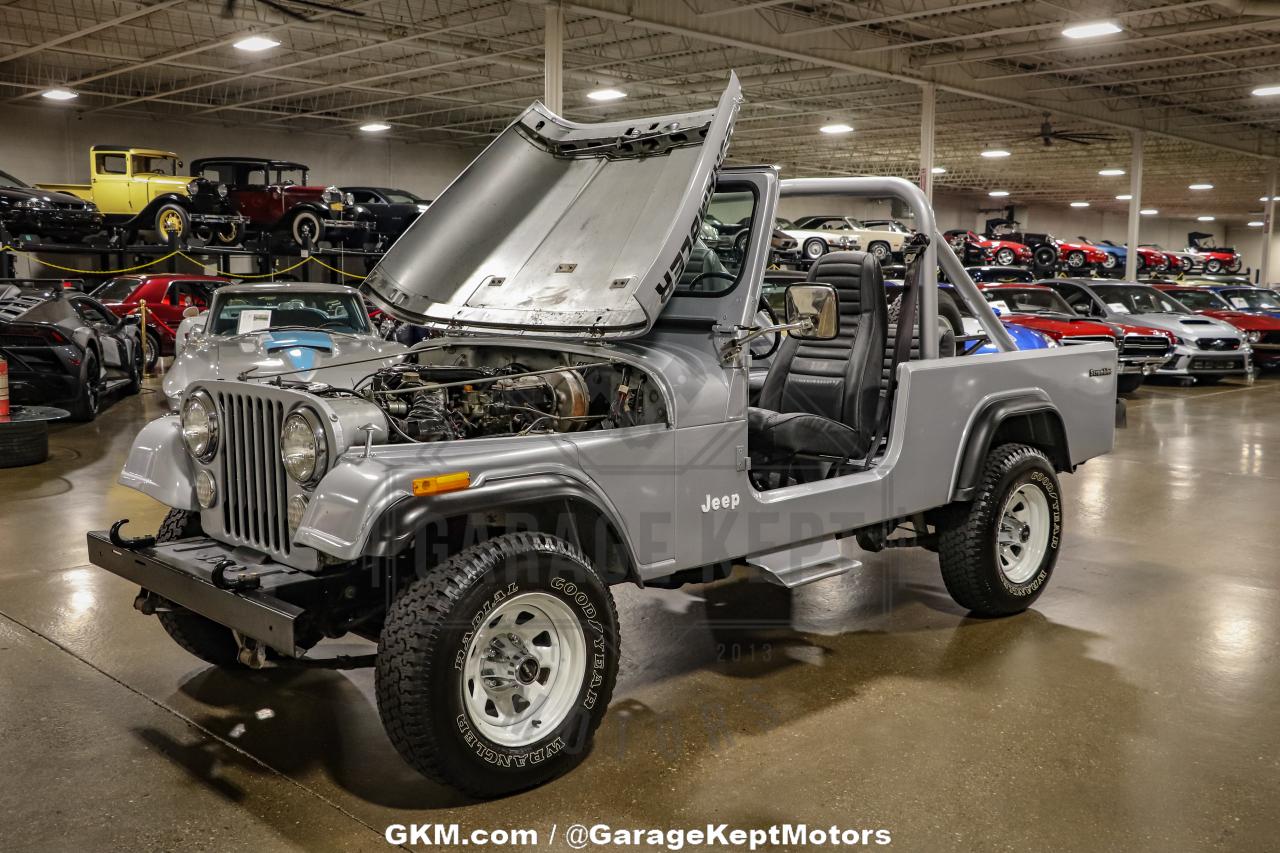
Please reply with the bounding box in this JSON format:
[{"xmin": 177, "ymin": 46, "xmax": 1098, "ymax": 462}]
[{"xmin": 362, "ymin": 74, "xmax": 741, "ymax": 339}]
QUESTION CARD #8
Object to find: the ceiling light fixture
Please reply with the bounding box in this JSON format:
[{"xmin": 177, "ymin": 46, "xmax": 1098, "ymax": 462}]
[
  {"xmin": 41, "ymin": 88, "xmax": 78, "ymax": 101},
  {"xmin": 1140, "ymin": 209, "xmax": 1158, "ymax": 215},
  {"xmin": 989, "ymin": 190, "xmax": 1010, "ymax": 197},
  {"xmin": 981, "ymin": 148, "xmax": 1011, "ymax": 158},
  {"xmin": 1062, "ymin": 21, "xmax": 1122, "ymax": 39},
  {"xmin": 1116, "ymin": 194, "xmax": 1133, "ymax": 200},
  {"xmin": 931, "ymin": 166, "xmax": 947, "ymax": 174},
  {"xmin": 820, "ymin": 123, "xmax": 854, "ymax": 134},
  {"xmin": 1252, "ymin": 84, "xmax": 1280, "ymax": 97},
  {"xmin": 359, "ymin": 122, "xmax": 391, "ymax": 133},
  {"xmin": 1249, "ymin": 220, "xmax": 1265, "ymax": 227},
  {"xmin": 1261, "ymin": 196, "xmax": 1276, "ymax": 202},
  {"xmin": 234, "ymin": 35, "xmax": 281, "ymax": 52},
  {"xmin": 586, "ymin": 88, "xmax": 626, "ymax": 102},
  {"xmin": 1197, "ymin": 215, "xmax": 1215, "ymax": 222},
  {"xmin": 1098, "ymin": 168, "xmax": 1125, "ymax": 176},
  {"xmin": 1188, "ymin": 183, "xmax": 1213, "ymax": 190},
  {"xmin": 1070, "ymin": 201, "xmax": 1090, "ymax": 207}
]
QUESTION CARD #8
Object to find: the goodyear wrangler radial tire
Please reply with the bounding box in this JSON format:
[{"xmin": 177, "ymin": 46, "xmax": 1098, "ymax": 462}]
[
  {"xmin": 376, "ymin": 532, "xmax": 619, "ymax": 798},
  {"xmin": 937, "ymin": 443, "xmax": 1062, "ymax": 617},
  {"xmin": 153, "ymin": 509, "xmax": 243, "ymax": 668}
]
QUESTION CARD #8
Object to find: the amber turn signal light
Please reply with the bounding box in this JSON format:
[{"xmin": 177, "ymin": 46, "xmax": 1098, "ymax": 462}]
[{"xmin": 412, "ymin": 471, "xmax": 471, "ymax": 496}]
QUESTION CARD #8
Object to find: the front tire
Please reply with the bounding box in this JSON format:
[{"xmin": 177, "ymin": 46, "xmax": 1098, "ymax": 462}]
[
  {"xmin": 153, "ymin": 203, "xmax": 189, "ymax": 243},
  {"xmin": 290, "ymin": 210, "xmax": 323, "ymax": 248},
  {"xmin": 1032, "ymin": 245, "xmax": 1057, "ymax": 271},
  {"xmin": 152, "ymin": 509, "xmax": 244, "ymax": 668},
  {"xmin": 1204, "ymin": 258, "xmax": 1224, "ymax": 274},
  {"xmin": 868, "ymin": 241, "xmax": 891, "ymax": 263},
  {"xmin": 937, "ymin": 444, "xmax": 1062, "ymax": 616},
  {"xmin": 1116, "ymin": 373, "xmax": 1145, "ymax": 394},
  {"xmin": 143, "ymin": 329, "xmax": 162, "ymax": 371},
  {"xmin": 376, "ymin": 532, "xmax": 619, "ymax": 798},
  {"xmin": 994, "ymin": 247, "xmax": 1016, "ymax": 266},
  {"xmin": 1065, "ymin": 250, "xmax": 1086, "ymax": 270}
]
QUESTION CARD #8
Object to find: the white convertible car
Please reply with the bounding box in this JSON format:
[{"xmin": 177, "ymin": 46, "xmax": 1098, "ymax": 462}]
[
  {"xmin": 774, "ymin": 216, "xmax": 860, "ymax": 262},
  {"xmin": 792, "ymin": 215, "xmax": 909, "ymax": 263},
  {"xmin": 162, "ymin": 282, "xmax": 407, "ymax": 411}
]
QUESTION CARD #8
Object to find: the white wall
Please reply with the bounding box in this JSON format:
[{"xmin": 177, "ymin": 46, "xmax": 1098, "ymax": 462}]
[{"xmin": 2, "ymin": 104, "xmax": 479, "ymax": 198}]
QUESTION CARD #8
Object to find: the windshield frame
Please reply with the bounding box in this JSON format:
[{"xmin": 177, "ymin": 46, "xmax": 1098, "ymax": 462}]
[
  {"xmin": 206, "ymin": 290, "xmax": 371, "ymax": 336},
  {"xmin": 980, "ymin": 286, "xmax": 1077, "ymax": 315}
]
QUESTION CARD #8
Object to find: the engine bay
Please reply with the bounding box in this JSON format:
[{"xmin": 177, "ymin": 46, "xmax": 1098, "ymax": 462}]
[{"xmin": 316, "ymin": 346, "xmax": 667, "ymax": 443}]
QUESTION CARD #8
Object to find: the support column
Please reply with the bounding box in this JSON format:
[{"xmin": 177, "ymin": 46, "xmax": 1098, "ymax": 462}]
[
  {"xmin": 1125, "ymin": 130, "xmax": 1144, "ymax": 281},
  {"xmin": 919, "ymin": 83, "xmax": 936, "ymax": 204},
  {"xmin": 544, "ymin": 2, "xmax": 563, "ymax": 114},
  {"xmin": 1262, "ymin": 165, "xmax": 1277, "ymax": 285}
]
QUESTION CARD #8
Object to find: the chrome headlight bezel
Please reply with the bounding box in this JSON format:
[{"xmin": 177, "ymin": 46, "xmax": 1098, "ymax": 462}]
[
  {"xmin": 180, "ymin": 390, "xmax": 219, "ymax": 463},
  {"xmin": 1246, "ymin": 330, "xmax": 1261, "ymax": 344},
  {"xmin": 195, "ymin": 469, "xmax": 218, "ymax": 509},
  {"xmin": 321, "ymin": 186, "xmax": 342, "ymax": 204},
  {"xmin": 186, "ymin": 179, "xmax": 201, "ymax": 196},
  {"xmin": 216, "ymin": 182, "xmax": 229, "ymax": 198},
  {"xmin": 280, "ymin": 407, "xmax": 328, "ymax": 487}
]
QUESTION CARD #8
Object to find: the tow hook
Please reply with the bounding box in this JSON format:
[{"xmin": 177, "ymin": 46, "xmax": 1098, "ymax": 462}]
[
  {"xmin": 109, "ymin": 518, "xmax": 155, "ymax": 549},
  {"xmin": 211, "ymin": 559, "xmax": 288, "ymax": 591}
]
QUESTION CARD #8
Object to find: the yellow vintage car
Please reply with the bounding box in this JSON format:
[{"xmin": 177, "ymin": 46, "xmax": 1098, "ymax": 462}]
[{"xmin": 38, "ymin": 146, "xmax": 246, "ymax": 245}]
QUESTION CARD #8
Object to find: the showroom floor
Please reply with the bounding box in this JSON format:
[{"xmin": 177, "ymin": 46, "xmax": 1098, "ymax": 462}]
[{"xmin": 2, "ymin": 377, "xmax": 1277, "ymax": 852}]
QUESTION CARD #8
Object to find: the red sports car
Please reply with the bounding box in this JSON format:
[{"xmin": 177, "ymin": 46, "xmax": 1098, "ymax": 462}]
[
  {"xmin": 1155, "ymin": 284, "xmax": 1280, "ymax": 368},
  {"xmin": 1187, "ymin": 233, "xmax": 1243, "ymax": 274},
  {"xmin": 1054, "ymin": 238, "xmax": 1110, "ymax": 272},
  {"xmin": 93, "ymin": 272, "xmax": 235, "ymax": 367},
  {"xmin": 944, "ymin": 229, "xmax": 1032, "ymax": 267}
]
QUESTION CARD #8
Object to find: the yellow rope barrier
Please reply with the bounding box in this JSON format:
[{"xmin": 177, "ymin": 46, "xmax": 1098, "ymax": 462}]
[{"xmin": 2, "ymin": 244, "xmax": 368, "ymax": 281}]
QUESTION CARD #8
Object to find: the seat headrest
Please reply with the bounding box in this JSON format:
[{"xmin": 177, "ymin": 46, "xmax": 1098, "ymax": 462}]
[{"xmin": 807, "ymin": 250, "xmax": 884, "ymax": 316}]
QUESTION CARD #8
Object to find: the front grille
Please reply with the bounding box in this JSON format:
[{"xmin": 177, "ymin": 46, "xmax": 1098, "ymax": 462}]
[
  {"xmin": 211, "ymin": 388, "xmax": 291, "ymax": 558},
  {"xmin": 1121, "ymin": 335, "xmax": 1171, "ymax": 356},
  {"xmin": 1196, "ymin": 337, "xmax": 1240, "ymax": 351},
  {"xmin": 1061, "ymin": 335, "xmax": 1116, "ymax": 347}
]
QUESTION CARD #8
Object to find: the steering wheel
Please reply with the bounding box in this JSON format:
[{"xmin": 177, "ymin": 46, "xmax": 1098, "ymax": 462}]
[
  {"xmin": 749, "ymin": 297, "xmax": 782, "ymax": 360},
  {"xmin": 683, "ymin": 270, "xmax": 737, "ymax": 292},
  {"xmin": 318, "ymin": 320, "xmax": 349, "ymax": 329}
]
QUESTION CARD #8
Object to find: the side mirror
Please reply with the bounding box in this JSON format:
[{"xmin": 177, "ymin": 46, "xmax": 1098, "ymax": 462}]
[
  {"xmin": 182, "ymin": 306, "xmax": 200, "ymax": 318},
  {"xmin": 786, "ymin": 284, "xmax": 839, "ymax": 340}
]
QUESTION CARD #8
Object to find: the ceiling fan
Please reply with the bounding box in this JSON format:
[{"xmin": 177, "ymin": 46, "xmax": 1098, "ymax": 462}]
[
  {"xmin": 222, "ymin": 0, "xmax": 365, "ymax": 22},
  {"xmin": 1019, "ymin": 113, "xmax": 1117, "ymax": 146}
]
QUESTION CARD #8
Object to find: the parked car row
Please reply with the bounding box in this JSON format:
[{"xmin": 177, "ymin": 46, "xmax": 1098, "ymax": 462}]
[{"xmin": 1, "ymin": 145, "xmax": 430, "ymax": 251}]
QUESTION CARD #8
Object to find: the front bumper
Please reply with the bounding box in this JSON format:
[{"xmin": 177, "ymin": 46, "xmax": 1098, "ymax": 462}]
[
  {"xmin": 1157, "ymin": 347, "xmax": 1250, "ymax": 376},
  {"xmin": 189, "ymin": 212, "xmax": 247, "ymax": 226},
  {"xmin": 4, "ymin": 209, "xmax": 103, "ymax": 238},
  {"xmin": 1118, "ymin": 355, "xmax": 1172, "ymax": 375},
  {"xmin": 87, "ymin": 529, "xmax": 325, "ymax": 656}
]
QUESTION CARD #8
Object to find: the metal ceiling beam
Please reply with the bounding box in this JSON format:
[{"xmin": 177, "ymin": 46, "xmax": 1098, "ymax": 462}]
[{"xmin": 0, "ymin": 0, "xmax": 187, "ymax": 66}]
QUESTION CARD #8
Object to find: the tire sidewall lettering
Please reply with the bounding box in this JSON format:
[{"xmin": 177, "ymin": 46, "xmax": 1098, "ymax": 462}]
[{"xmin": 997, "ymin": 466, "xmax": 1061, "ymax": 597}]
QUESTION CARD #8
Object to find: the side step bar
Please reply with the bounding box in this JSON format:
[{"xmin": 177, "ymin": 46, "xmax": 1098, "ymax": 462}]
[{"xmin": 745, "ymin": 537, "xmax": 861, "ymax": 588}]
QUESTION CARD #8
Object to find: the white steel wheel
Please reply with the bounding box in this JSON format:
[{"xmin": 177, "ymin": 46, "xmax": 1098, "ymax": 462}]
[
  {"xmin": 460, "ymin": 591, "xmax": 588, "ymax": 748},
  {"xmin": 996, "ymin": 482, "xmax": 1051, "ymax": 584},
  {"xmin": 804, "ymin": 238, "xmax": 827, "ymax": 260}
]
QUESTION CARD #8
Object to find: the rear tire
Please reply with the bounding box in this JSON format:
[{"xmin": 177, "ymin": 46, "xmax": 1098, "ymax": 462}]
[
  {"xmin": 1204, "ymin": 258, "xmax": 1224, "ymax": 274},
  {"xmin": 1065, "ymin": 250, "xmax": 1086, "ymax": 270},
  {"xmin": 868, "ymin": 241, "xmax": 891, "ymax": 263},
  {"xmin": 153, "ymin": 509, "xmax": 243, "ymax": 668},
  {"xmin": 994, "ymin": 247, "xmax": 1016, "ymax": 266},
  {"xmin": 1032, "ymin": 245, "xmax": 1057, "ymax": 272},
  {"xmin": 376, "ymin": 532, "xmax": 619, "ymax": 798},
  {"xmin": 123, "ymin": 338, "xmax": 143, "ymax": 395},
  {"xmin": 143, "ymin": 330, "xmax": 162, "ymax": 371},
  {"xmin": 937, "ymin": 444, "xmax": 1062, "ymax": 617},
  {"xmin": 68, "ymin": 350, "xmax": 101, "ymax": 422},
  {"xmin": 803, "ymin": 238, "xmax": 827, "ymax": 261}
]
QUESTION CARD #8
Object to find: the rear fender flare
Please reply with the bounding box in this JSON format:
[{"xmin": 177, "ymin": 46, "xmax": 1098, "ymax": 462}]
[{"xmin": 951, "ymin": 393, "xmax": 1070, "ymax": 501}]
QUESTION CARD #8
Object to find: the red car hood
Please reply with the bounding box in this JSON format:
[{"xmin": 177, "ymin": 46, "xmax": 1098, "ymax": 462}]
[
  {"xmin": 1194, "ymin": 249, "xmax": 1238, "ymax": 260},
  {"xmin": 1105, "ymin": 320, "xmax": 1174, "ymax": 340},
  {"xmin": 1197, "ymin": 309, "xmax": 1280, "ymax": 331},
  {"xmin": 979, "ymin": 237, "xmax": 1029, "ymax": 250},
  {"xmin": 999, "ymin": 312, "xmax": 1116, "ymax": 339}
]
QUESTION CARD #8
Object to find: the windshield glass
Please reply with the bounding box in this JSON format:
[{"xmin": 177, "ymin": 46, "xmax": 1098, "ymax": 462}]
[
  {"xmin": 1218, "ymin": 288, "xmax": 1280, "ymax": 310},
  {"xmin": 208, "ymin": 292, "xmax": 370, "ymax": 335},
  {"xmin": 672, "ymin": 186, "xmax": 758, "ymax": 297},
  {"xmin": 1095, "ymin": 285, "xmax": 1189, "ymax": 314},
  {"xmin": 133, "ymin": 156, "xmax": 177, "ymax": 176},
  {"xmin": 273, "ymin": 167, "xmax": 308, "ymax": 185},
  {"xmin": 93, "ymin": 278, "xmax": 140, "ymax": 302},
  {"xmin": 1163, "ymin": 289, "xmax": 1230, "ymax": 310},
  {"xmin": 775, "ymin": 217, "xmax": 795, "ymax": 229},
  {"xmin": 0, "ymin": 169, "xmax": 30, "ymax": 189},
  {"xmin": 981, "ymin": 287, "xmax": 1074, "ymax": 314}
]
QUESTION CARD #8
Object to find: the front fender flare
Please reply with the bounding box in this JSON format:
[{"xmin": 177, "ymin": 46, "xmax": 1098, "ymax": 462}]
[{"xmin": 117, "ymin": 415, "xmax": 197, "ymax": 510}]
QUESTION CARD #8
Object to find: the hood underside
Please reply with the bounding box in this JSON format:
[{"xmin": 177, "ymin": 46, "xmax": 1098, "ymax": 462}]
[{"xmin": 362, "ymin": 74, "xmax": 742, "ymax": 339}]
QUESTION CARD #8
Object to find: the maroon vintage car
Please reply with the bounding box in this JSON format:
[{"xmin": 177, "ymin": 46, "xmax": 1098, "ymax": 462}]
[{"xmin": 191, "ymin": 157, "xmax": 372, "ymax": 249}]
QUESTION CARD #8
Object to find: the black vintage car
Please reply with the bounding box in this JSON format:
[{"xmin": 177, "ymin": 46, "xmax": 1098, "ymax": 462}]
[
  {"xmin": 342, "ymin": 187, "xmax": 430, "ymax": 247},
  {"xmin": 0, "ymin": 169, "xmax": 103, "ymax": 244},
  {"xmin": 0, "ymin": 280, "xmax": 142, "ymax": 420}
]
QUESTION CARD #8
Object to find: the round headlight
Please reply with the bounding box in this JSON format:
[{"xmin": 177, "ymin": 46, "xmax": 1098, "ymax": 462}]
[
  {"xmin": 181, "ymin": 391, "xmax": 219, "ymax": 462},
  {"xmin": 344, "ymin": 192, "xmax": 355, "ymax": 206},
  {"xmin": 1246, "ymin": 330, "xmax": 1261, "ymax": 344},
  {"xmin": 280, "ymin": 408, "xmax": 327, "ymax": 486},
  {"xmin": 216, "ymin": 182, "xmax": 228, "ymax": 198},
  {"xmin": 195, "ymin": 469, "xmax": 217, "ymax": 509},
  {"xmin": 186, "ymin": 179, "xmax": 200, "ymax": 195},
  {"xmin": 321, "ymin": 186, "xmax": 341, "ymax": 204}
]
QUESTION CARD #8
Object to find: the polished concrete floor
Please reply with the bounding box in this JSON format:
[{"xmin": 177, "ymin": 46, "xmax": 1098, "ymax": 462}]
[{"xmin": 2, "ymin": 376, "xmax": 1278, "ymax": 852}]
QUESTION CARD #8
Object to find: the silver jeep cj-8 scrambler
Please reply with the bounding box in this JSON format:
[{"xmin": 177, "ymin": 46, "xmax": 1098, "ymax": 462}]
[{"xmin": 89, "ymin": 76, "xmax": 1116, "ymax": 798}]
